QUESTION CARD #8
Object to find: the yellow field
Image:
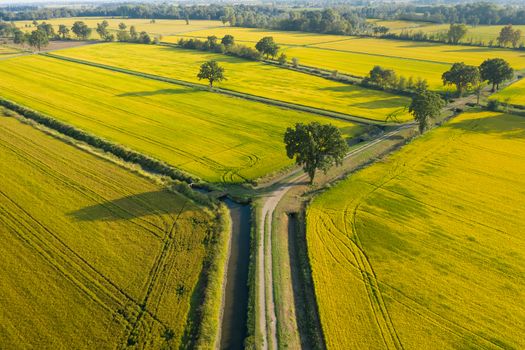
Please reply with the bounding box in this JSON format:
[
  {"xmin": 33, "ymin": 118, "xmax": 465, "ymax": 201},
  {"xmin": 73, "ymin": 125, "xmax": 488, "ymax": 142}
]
[
  {"xmin": 0, "ymin": 55, "xmax": 361, "ymax": 183},
  {"xmin": 0, "ymin": 114, "xmax": 214, "ymax": 348},
  {"xmin": 163, "ymin": 26, "xmax": 350, "ymax": 46},
  {"xmin": 387, "ymin": 22, "xmax": 525, "ymax": 46},
  {"xmin": 55, "ymin": 42, "xmax": 412, "ymax": 121},
  {"xmin": 15, "ymin": 17, "xmax": 223, "ymax": 37},
  {"xmin": 307, "ymin": 110, "xmax": 525, "ymax": 349},
  {"xmin": 492, "ymin": 77, "xmax": 525, "ymax": 106},
  {"xmin": 165, "ymin": 27, "xmax": 525, "ymax": 90},
  {"xmin": 0, "ymin": 45, "xmax": 22, "ymax": 59}
]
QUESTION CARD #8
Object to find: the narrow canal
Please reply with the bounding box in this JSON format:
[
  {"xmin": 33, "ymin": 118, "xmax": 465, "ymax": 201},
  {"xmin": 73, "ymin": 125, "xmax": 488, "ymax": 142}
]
[{"xmin": 221, "ymin": 200, "xmax": 251, "ymax": 349}]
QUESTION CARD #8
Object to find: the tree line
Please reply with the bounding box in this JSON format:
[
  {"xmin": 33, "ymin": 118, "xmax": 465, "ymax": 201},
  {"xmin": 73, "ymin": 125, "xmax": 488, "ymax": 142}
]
[{"xmin": 9, "ymin": 20, "xmax": 156, "ymax": 51}]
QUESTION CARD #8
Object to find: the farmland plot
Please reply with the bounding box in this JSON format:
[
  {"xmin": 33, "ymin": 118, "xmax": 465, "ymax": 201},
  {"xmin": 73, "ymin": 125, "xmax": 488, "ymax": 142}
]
[
  {"xmin": 15, "ymin": 17, "xmax": 223, "ymax": 37},
  {"xmin": 0, "ymin": 114, "xmax": 214, "ymax": 349},
  {"xmin": 55, "ymin": 43, "xmax": 412, "ymax": 122},
  {"xmin": 167, "ymin": 27, "xmax": 525, "ymax": 90},
  {"xmin": 0, "ymin": 55, "xmax": 361, "ymax": 183},
  {"xmin": 492, "ymin": 78, "xmax": 525, "ymax": 107},
  {"xmin": 307, "ymin": 110, "xmax": 525, "ymax": 349}
]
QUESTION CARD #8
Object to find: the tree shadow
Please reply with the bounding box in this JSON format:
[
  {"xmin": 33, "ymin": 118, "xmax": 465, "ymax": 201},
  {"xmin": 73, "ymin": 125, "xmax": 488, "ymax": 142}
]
[
  {"xmin": 68, "ymin": 190, "xmax": 188, "ymax": 221},
  {"xmin": 117, "ymin": 88, "xmax": 192, "ymax": 97},
  {"xmin": 446, "ymin": 113, "xmax": 525, "ymax": 139},
  {"xmin": 351, "ymin": 97, "xmax": 409, "ymax": 109}
]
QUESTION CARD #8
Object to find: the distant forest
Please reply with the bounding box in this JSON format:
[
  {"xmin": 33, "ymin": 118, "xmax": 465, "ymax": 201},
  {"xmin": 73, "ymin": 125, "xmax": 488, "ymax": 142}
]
[{"xmin": 1, "ymin": 2, "xmax": 525, "ymax": 35}]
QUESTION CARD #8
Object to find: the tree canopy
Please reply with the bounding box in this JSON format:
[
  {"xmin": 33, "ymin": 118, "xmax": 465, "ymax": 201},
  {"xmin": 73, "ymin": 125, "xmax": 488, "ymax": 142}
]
[
  {"xmin": 72, "ymin": 21, "xmax": 91, "ymax": 40},
  {"xmin": 479, "ymin": 58, "xmax": 514, "ymax": 92},
  {"xmin": 447, "ymin": 23, "xmax": 468, "ymax": 44},
  {"xmin": 255, "ymin": 36, "xmax": 279, "ymax": 59},
  {"xmin": 409, "ymin": 91, "xmax": 445, "ymax": 134},
  {"xmin": 28, "ymin": 29, "xmax": 48, "ymax": 51},
  {"xmin": 442, "ymin": 62, "xmax": 480, "ymax": 96},
  {"xmin": 197, "ymin": 60, "xmax": 226, "ymax": 88},
  {"xmin": 284, "ymin": 122, "xmax": 348, "ymax": 184}
]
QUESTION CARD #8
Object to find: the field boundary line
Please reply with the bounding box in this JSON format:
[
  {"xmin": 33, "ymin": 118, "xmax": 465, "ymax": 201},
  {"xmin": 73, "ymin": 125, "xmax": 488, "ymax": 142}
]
[{"xmin": 41, "ymin": 52, "xmax": 389, "ymax": 126}]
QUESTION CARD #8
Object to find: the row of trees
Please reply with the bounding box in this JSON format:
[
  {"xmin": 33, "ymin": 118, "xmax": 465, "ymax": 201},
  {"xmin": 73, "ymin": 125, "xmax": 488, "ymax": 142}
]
[
  {"xmin": 442, "ymin": 58, "xmax": 513, "ymax": 97},
  {"xmin": 363, "ymin": 66, "xmax": 429, "ymax": 93},
  {"xmin": 177, "ymin": 34, "xmax": 282, "ymax": 62}
]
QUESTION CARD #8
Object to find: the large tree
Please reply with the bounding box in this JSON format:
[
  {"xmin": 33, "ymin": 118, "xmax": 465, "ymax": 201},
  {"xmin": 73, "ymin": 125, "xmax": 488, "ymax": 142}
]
[
  {"xmin": 28, "ymin": 29, "xmax": 49, "ymax": 51},
  {"xmin": 442, "ymin": 62, "xmax": 480, "ymax": 96},
  {"xmin": 409, "ymin": 91, "xmax": 445, "ymax": 134},
  {"xmin": 447, "ymin": 23, "xmax": 468, "ymax": 44},
  {"xmin": 479, "ymin": 58, "xmax": 514, "ymax": 92},
  {"xmin": 497, "ymin": 25, "xmax": 521, "ymax": 47},
  {"xmin": 72, "ymin": 21, "xmax": 91, "ymax": 40},
  {"xmin": 96, "ymin": 20, "xmax": 111, "ymax": 41},
  {"xmin": 255, "ymin": 36, "xmax": 279, "ymax": 59},
  {"xmin": 284, "ymin": 122, "xmax": 348, "ymax": 184},
  {"xmin": 197, "ymin": 60, "xmax": 226, "ymax": 88},
  {"xmin": 221, "ymin": 34, "xmax": 234, "ymax": 47},
  {"xmin": 58, "ymin": 24, "xmax": 69, "ymax": 39},
  {"xmin": 367, "ymin": 66, "xmax": 397, "ymax": 89}
]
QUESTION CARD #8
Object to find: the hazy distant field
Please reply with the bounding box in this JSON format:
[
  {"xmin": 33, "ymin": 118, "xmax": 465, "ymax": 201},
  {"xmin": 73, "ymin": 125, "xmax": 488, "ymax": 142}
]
[
  {"xmin": 56, "ymin": 42, "xmax": 412, "ymax": 121},
  {"xmin": 385, "ymin": 21, "xmax": 525, "ymax": 46},
  {"xmin": 166, "ymin": 26, "xmax": 525, "ymax": 90},
  {"xmin": 15, "ymin": 17, "xmax": 223, "ymax": 37},
  {"xmin": 0, "ymin": 55, "xmax": 361, "ymax": 183},
  {"xmin": 307, "ymin": 110, "xmax": 525, "ymax": 349},
  {"xmin": 0, "ymin": 114, "xmax": 213, "ymax": 349}
]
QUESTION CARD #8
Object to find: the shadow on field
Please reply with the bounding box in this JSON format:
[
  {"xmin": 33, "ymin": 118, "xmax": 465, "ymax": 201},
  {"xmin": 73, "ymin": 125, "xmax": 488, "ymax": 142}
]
[
  {"xmin": 117, "ymin": 88, "xmax": 191, "ymax": 97},
  {"xmin": 447, "ymin": 114, "xmax": 525, "ymax": 139},
  {"xmin": 68, "ymin": 190, "xmax": 188, "ymax": 221},
  {"xmin": 352, "ymin": 97, "xmax": 409, "ymax": 109}
]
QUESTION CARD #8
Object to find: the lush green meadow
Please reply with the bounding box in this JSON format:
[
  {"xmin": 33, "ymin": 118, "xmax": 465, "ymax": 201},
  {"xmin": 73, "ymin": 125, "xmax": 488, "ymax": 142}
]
[
  {"xmin": 166, "ymin": 26, "xmax": 525, "ymax": 89},
  {"xmin": 0, "ymin": 113, "xmax": 214, "ymax": 348},
  {"xmin": 0, "ymin": 55, "xmax": 361, "ymax": 183},
  {"xmin": 55, "ymin": 42, "xmax": 412, "ymax": 121},
  {"xmin": 15, "ymin": 17, "xmax": 223, "ymax": 37},
  {"xmin": 307, "ymin": 110, "xmax": 525, "ymax": 349},
  {"xmin": 492, "ymin": 78, "xmax": 525, "ymax": 106}
]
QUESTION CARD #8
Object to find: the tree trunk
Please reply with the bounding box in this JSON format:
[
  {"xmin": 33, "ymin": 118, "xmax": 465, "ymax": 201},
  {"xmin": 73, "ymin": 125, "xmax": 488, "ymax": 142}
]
[
  {"xmin": 308, "ymin": 169, "xmax": 316, "ymax": 185},
  {"xmin": 492, "ymin": 83, "xmax": 496, "ymax": 93}
]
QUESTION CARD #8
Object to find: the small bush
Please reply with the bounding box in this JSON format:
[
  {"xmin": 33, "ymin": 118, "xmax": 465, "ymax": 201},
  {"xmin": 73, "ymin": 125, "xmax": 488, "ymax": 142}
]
[{"xmin": 487, "ymin": 99, "xmax": 501, "ymax": 111}]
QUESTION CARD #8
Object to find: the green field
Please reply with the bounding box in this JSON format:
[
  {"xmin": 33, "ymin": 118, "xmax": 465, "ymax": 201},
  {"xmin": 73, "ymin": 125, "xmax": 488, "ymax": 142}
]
[
  {"xmin": 492, "ymin": 77, "xmax": 525, "ymax": 106},
  {"xmin": 15, "ymin": 17, "xmax": 223, "ymax": 37},
  {"xmin": 306, "ymin": 110, "xmax": 525, "ymax": 349},
  {"xmin": 0, "ymin": 55, "xmax": 361, "ymax": 183},
  {"xmin": 0, "ymin": 113, "xmax": 214, "ymax": 348},
  {"xmin": 54, "ymin": 42, "xmax": 412, "ymax": 121},
  {"xmin": 165, "ymin": 26, "xmax": 525, "ymax": 90}
]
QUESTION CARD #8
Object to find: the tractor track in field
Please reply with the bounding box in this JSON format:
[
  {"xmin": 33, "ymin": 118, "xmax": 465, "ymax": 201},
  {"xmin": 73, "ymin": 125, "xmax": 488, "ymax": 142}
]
[
  {"xmin": 0, "ymin": 189, "xmax": 171, "ymax": 332},
  {"xmin": 256, "ymin": 124, "xmax": 413, "ymax": 350},
  {"xmin": 121, "ymin": 201, "xmax": 188, "ymax": 348}
]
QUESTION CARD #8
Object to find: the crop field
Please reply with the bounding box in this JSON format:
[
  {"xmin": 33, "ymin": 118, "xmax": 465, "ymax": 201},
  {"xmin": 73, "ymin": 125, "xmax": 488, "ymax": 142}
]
[
  {"xmin": 0, "ymin": 45, "xmax": 22, "ymax": 59},
  {"xmin": 165, "ymin": 26, "xmax": 525, "ymax": 90},
  {"xmin": 0, "ymin": 55, "xmax": 361, "ymax": 183},
  {"xmin": 15, "ymin": 17, "xmax": 223, "ymax": 37},
  {"xmin": 306, "ymin": 110, "xmax": 525, "ymax": 349},
  {"xmin": 0, "ymin": 113, "xmax": 214, "ymax": 348},
  {"xmin": 491, "ymin": 78, "xmax": 525, "ymax": 106},
  {"xmin": 387, "ymin": 22, "xmax": 525, "ymax": 46},
  {"xmin": 55, "ymin": 42, "xmax": 412, "ymax": 121},
  {"xmin": 163, "ymin": 26, "xmax": 351, "ymax": 46}
]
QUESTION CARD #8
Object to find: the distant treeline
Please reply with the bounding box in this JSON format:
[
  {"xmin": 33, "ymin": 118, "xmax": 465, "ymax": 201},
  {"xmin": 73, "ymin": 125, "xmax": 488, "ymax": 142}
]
[{"xmin": 1, "ymin": 2, "xmax": 525, "ymax": 35}]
